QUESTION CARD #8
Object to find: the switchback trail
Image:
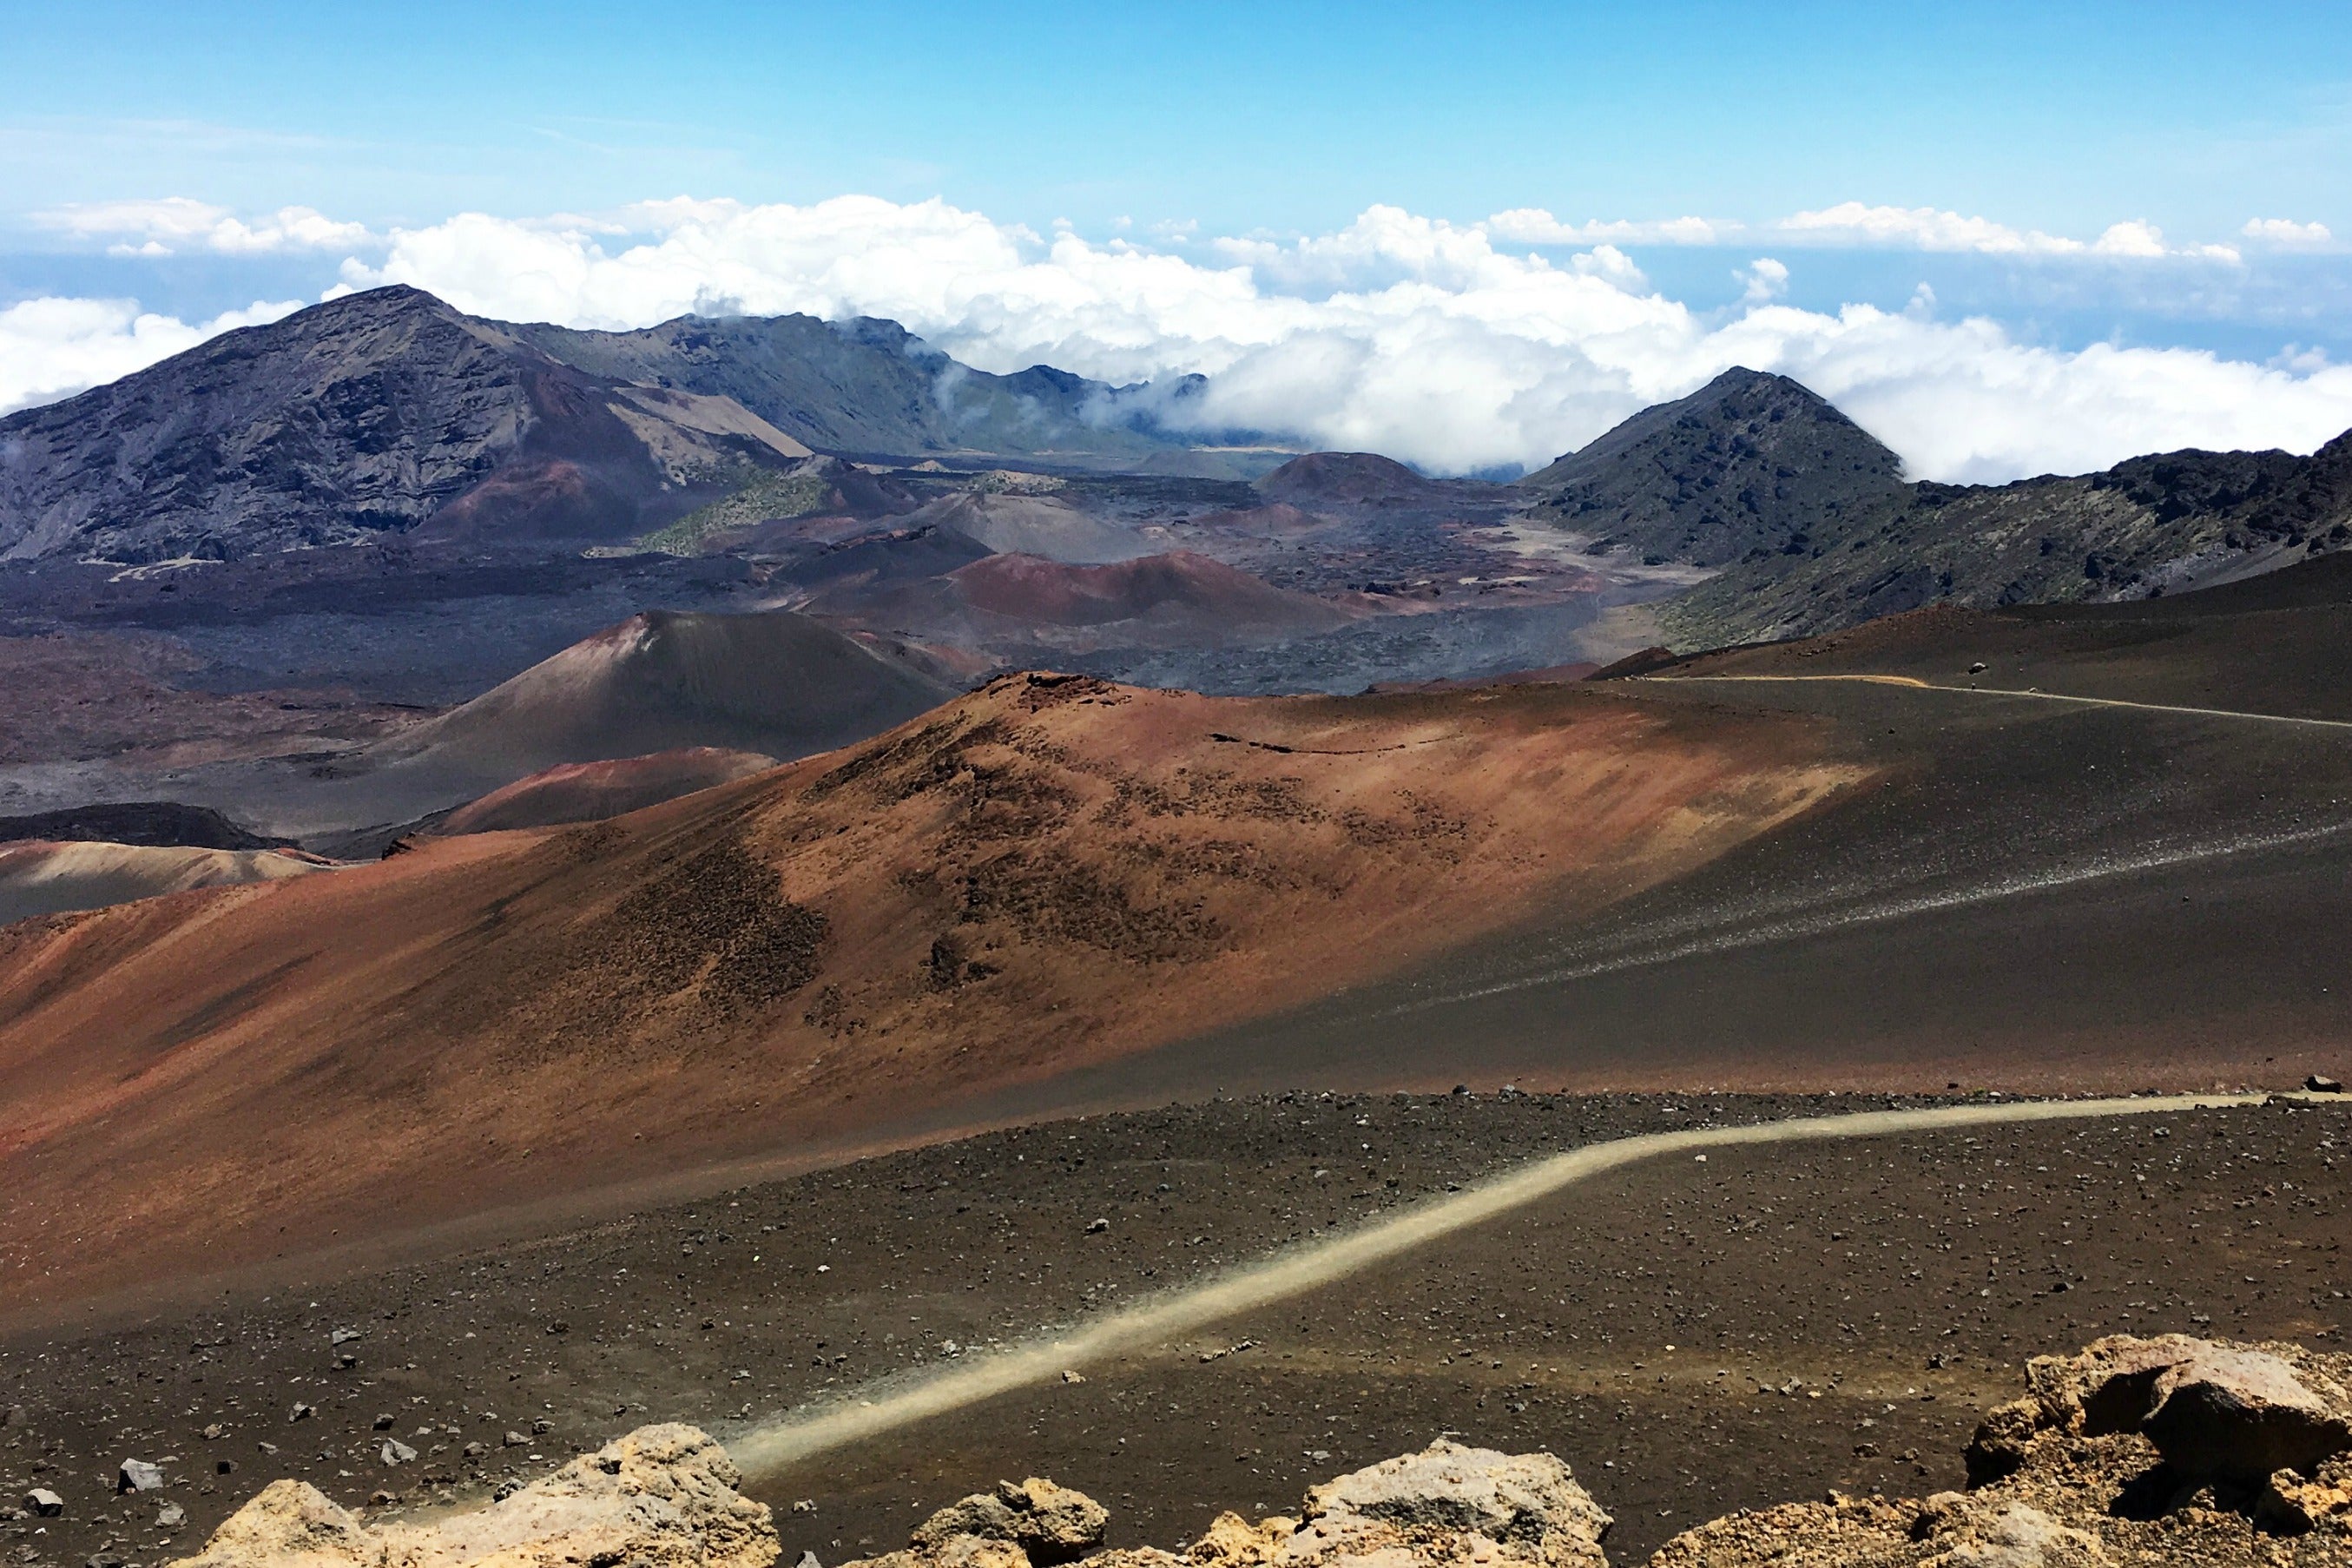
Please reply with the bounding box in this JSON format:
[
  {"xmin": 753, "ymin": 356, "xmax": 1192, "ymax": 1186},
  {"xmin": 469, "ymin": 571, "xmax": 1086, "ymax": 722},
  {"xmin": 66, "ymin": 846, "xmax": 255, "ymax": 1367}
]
[
  {"xmin": 730, "ymin": 1090, "xmax": 2281, "ymax": 1477},
  {"xmin": 1642, "ymin": 673, "xmax": 2352, "ymax": 733}
]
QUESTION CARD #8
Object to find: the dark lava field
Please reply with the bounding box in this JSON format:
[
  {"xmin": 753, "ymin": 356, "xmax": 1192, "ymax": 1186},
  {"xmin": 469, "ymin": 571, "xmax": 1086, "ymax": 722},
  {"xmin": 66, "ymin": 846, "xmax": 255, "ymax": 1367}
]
[{"xmin": 3, "ymin": 1090, "xmax": 2342, "ymax": 1567}]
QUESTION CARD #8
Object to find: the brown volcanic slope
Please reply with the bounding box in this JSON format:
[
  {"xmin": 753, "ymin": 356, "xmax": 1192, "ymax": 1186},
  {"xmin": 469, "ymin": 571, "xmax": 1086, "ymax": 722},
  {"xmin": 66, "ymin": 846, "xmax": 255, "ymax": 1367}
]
[
  {"xmin": 0, "ymin": 675, "xmax": 1855, "ymax": 1310},
  {"xmin": 438, "ymin": 747, "xmax": 779, "ymax": 834}
]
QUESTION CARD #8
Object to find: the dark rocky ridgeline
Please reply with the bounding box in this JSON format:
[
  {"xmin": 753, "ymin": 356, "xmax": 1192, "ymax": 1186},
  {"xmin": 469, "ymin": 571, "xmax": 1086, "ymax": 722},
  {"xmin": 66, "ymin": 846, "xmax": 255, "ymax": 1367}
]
[
  {"xmin": 0, "ymin": 286, "xmax": 820, "ymax": 564},
  {"xmin": 1520, "ymin": 367, "xmax": 2352, "ymax": 648},
  {"xmin": 508, "ymin": 314, "xmax": 1210, "ymax": 470}
]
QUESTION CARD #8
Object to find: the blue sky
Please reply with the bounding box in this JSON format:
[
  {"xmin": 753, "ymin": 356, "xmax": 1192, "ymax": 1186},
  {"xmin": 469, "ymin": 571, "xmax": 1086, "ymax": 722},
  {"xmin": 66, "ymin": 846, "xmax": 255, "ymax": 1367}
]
[
  {"xmin": 4, "ymin": 1, "xmax": 2347, "ymax": 239},
  {"xmin": 3, "ymin": 1, "xmax": 2349, "ymax": 478}
]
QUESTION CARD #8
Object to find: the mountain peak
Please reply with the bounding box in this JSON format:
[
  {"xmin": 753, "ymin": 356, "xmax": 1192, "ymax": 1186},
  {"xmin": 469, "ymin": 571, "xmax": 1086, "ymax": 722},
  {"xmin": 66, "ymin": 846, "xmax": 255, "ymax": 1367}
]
[{"xmin": 1519, "ymin": 368, "xmax": 1908, "ymax": 570}]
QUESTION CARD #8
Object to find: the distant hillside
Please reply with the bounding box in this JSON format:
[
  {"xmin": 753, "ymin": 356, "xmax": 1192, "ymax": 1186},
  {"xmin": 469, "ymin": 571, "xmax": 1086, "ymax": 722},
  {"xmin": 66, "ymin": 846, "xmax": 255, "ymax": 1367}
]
[
  {"xmin": 0, "ymin": 288, "xmax": 1242, "ymax": 566},
  {"xmin": 378, "ymin": 608, "xmax": 956, "ymax": 779},
  {"xmin": 1523, "ymin": 367, "xmax": 2352, "ymax": 647},
  {"xmin": 0, "ymin": 287, "xmax": 814, "ymax": 563},
  {"xmin": 0, "ymin": 840, "xmax": 326, "ymax": 926},
  {"xmin": 1255, "ymin": 451, "xmax": 1449, "ymax": 506},
  {"xmin": 509, "ymin": 313, "xmax": 1214, "ymax": 467},
  {"xmin": 1520, "ymin": 369, "xmax": 1908, "ymax": 570}
]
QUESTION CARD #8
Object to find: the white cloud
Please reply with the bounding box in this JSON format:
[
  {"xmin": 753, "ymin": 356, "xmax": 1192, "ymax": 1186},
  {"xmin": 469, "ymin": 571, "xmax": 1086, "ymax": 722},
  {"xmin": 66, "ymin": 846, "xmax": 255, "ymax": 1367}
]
[
  {"xmin": 1776, "ymin": 202, "xmax": 2240, "ymax": 263},
  {"xmin": 1738, "ymin": 257, "xmax": 1790, "ymax": 305},
  {"xmin": 0, "ymin": 295, "xmax": 301, "ymax": 413},
  {"xmin": 1780, "ymin": 201, "xmax": 2079, "ymax": 254},
  {"xmin": 12, "ymin": 195, "xmax": 2352, "ymax": 484},
  {"xmin": 1484, "ymin": 209, "xmax": 1727, "ymax": 247},
  {"xmin": 36, "ymin": 198, "xmax": 371, "ymax": 256},
  {"xmin": 2243, "ymin": 217, "xmax": 2334, "ymax": 247},
  {"xmin": 329, "ymin": 196, "xmax": 2352, "ymax": 481}
]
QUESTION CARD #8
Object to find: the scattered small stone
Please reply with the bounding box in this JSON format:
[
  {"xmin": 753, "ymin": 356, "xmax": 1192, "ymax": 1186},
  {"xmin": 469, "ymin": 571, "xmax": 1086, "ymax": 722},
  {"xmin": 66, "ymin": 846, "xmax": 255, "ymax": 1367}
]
[
  {"xmin": 199, "ymin": 1423, "xmax": 226, "ymax": 1441},
  {"xmin": 26, "ymin": 1490, "xmax": 62, "ymax": 1518},
  {"xmin": 156, "ymin": 1501, "xmax": 185, "ymax": 1528},
  {"xmin": 379, "ymin": 1440, "xmax": 418, "ymax": 1466},
  {"xmin": 1061, "ymin": 1370, "xmax": 1086, "ymax": 1385},
  {"xmin": 370, "ymin": 1414, "xmax": 394, "ymax": 1431},
  {"xmin": 504, "ymin": 1431, "xmax": 528, "ymax": 1447},
  {"xmin": 287, "ymin": 1404, "xmax": 313, "ymax": 1423},
  {"xmin": 328, "ymin": 1328, "xmax": 363, "ymax": 1346},
  {"xmin": 1084, "ymin": 1218, "xmax": 1109, "ymax": 1234}
]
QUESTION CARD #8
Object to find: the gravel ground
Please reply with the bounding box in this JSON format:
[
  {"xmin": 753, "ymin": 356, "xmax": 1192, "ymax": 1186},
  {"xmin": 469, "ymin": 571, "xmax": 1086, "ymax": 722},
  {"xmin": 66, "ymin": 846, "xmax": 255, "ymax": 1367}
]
[{"xmin": 1, "ymin": 1091, "xmax": 2342, "ymax": 1568}]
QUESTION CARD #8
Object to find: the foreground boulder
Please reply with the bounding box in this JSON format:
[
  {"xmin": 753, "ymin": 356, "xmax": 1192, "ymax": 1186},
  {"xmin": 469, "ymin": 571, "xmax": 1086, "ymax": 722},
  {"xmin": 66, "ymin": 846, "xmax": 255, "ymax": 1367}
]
[
  {"xmin": 1653, "ymin": 1334, "xmax": 2352, "ymax": 1566},
  {"xmin": 845, "ymin": 1440, "xmax": 1610, "ymax": 1568},
  {"xmin": 167, "ymin": 1423, "xmax": 775, "ymax": 1568},
  {"xmin": 1968, "ymin": 1333, "xmax": 2352, "ymax": 1487}
]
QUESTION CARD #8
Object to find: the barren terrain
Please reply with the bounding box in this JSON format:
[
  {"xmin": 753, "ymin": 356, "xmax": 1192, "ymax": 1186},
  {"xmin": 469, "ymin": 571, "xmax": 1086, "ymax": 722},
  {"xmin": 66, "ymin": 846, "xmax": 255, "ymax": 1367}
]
[
  {"xmin": 3, "ymin": 1093, "xmax": 2341, "ymax": 1568},
  {"xmin": 0, "ymin": 675, "xmax": 1852, "ymax": 1311}
]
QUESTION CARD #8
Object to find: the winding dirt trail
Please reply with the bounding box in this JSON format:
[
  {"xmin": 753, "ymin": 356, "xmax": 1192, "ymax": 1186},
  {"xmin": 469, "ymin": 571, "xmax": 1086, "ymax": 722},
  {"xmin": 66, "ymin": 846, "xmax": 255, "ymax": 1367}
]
[
  {"xmin": 1644, "ymin": 673, "xmax": 2352, "ymax": 733},
  {"xmin": 730, "ymin": 1090, "xmax": 2276, "ymax": 1477}
]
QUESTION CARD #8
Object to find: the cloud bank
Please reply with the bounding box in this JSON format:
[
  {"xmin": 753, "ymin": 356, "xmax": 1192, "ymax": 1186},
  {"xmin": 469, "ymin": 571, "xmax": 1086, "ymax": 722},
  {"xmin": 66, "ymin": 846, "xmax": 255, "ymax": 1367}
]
[
  {"xmin": 8, "ymin": 195, "xmax": 2352, "ymax": 484},
  {"xmin": 36, "ymin": 198, "xmax": 370, "ymax": 257},
  {"xmin": 0, "ymin": 294, "xmax": 301, "ymax": 413}
]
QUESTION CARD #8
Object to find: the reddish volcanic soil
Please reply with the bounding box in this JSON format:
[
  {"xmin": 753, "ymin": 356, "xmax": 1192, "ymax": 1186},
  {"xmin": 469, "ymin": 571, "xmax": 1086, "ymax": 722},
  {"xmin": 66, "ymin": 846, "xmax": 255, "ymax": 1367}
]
[
  {"xmin": 439, "ymin": 747, "xmax": 779, "ymax": 833},
  {"xmin": 0, "ymin": 674, "xmax": 1858, "ymax": 1312}
]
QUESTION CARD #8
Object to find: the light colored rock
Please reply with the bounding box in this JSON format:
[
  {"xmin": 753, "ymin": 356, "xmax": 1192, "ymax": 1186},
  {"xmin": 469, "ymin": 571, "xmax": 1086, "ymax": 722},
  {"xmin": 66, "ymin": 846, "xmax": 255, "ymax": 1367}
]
[
  {"xmin": 26, "ymin": 1487, "xmax": 63, "ymax": 1517},
  {"xmin": 118, "ymin": 1457, "xmax": 165, "ymax": 1492},
  {"xmin": 893, "ymin": 1478, "xmax": 1110, "ymax": 1568},
  {"xmin": 1655, "ymin": 1335, "xmax": 2352, "ymax": 1567},
  {"xmin": 168, "ymin": 1423, "xmax": 775, "ymax": 1568},
  {"xmin": 1167, "ymin": 1440, "xmax": 1609, "ymax": 1568},
  {"xmin": 848, "ymin": 1444, "xmax": 1605, "ymax": 1568},
  {"xmin": 165, "ymin": 1479, "xmax": 376, "ymax": 1568},
  {"xmin": 1970, "ymin": 1334, "xmax": 2352, "ymax": 1486}
]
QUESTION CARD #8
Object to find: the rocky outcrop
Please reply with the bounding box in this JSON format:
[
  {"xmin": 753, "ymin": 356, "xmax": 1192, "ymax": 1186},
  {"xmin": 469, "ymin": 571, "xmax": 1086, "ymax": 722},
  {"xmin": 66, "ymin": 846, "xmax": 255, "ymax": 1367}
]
[
  {"xmin": 1967, "ymin": 1334, "xmax": 2352, "ymax": 1487},
  {"xmin": 1653, "ymin": 1335, "xmax": 2352, "ymax": 1566},
  {"xmin": 166, "ymin": 1423, "xmax": 775, "ymax": 1568},
  {"xmin": 168, "ymin": 1337, "xmax": 2352, "ymax": 1568},
  {"xmin": 844, "ymin": 1440, "xmax": 1611, "ymax": 1568},
  {"xmin": 847, "ymin": 1478, "xmax": 1111, "ymax": 1568}
]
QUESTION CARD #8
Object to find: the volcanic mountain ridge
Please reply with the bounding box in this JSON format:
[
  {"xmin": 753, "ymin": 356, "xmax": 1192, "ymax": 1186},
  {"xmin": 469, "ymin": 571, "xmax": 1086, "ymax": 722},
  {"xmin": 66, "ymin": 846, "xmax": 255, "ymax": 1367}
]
[
  {"xmin": 0, "ymin": 670, "xmax": 1860, "ymax": 1308},
  {"xmin": 1523, "ymin": 367, "xmax": 2352, "ymax": 647}
]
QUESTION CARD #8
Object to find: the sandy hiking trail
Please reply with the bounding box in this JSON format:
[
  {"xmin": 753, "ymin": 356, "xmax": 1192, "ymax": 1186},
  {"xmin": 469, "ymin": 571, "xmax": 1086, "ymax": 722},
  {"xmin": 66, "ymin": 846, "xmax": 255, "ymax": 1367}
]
[
  {"xmin": 728, "ymin": 1090, "xmax": 2283, "ymax": 1478},
  {"xmin": 1645, "ymin": 672, "xmax": 2352, "ymax": 732}
]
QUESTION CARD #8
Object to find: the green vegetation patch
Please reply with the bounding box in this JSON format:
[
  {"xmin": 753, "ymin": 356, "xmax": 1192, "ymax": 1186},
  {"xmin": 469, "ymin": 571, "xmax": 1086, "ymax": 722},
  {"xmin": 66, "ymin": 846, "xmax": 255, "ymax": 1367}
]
[{"xmin": 636, "ymin": 466, "xmax": 837, "ymax": 556}]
